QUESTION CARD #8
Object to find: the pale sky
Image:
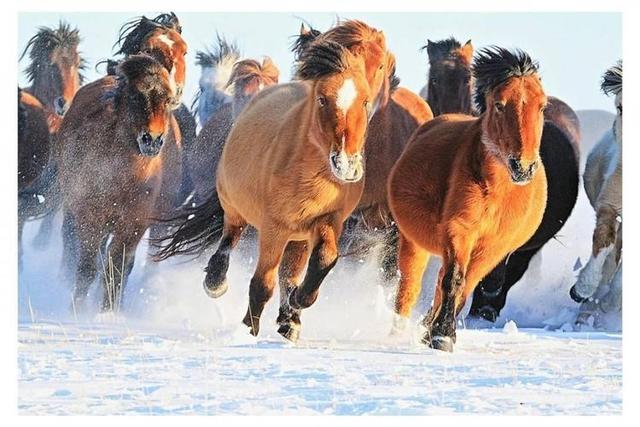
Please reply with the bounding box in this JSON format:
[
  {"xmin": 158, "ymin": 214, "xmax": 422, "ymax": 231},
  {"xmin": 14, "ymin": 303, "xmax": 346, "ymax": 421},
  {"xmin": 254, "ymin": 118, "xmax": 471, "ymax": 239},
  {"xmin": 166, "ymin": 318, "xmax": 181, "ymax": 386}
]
[{"xmin": 18, "ymin": 12, "xmax": 621, "ymax": 112}]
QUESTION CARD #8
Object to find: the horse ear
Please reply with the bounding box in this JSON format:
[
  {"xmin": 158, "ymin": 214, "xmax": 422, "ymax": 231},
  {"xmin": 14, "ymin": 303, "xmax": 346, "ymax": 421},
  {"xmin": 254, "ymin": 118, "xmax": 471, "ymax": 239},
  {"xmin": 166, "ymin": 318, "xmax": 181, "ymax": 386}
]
[
  {"xmin": 425, "ymin": 40, "xmax": 437, "ymax": 59},
  {"xmin": 378, "ymin": 52, "xmax": 396, "ymax": 109},
  {"xmin": 300, "ymin": 23, "xmax": 309, "ymax": 36},
  {"xmin": 459, "ymin": 40, "xmax": 474, "ymax": 63}
]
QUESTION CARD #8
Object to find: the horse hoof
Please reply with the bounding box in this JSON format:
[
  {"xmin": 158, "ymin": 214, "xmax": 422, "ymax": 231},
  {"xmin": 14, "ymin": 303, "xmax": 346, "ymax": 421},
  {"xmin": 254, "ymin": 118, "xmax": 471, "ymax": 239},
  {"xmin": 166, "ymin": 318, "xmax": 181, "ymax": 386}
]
[
  {"xmin": 569, "ymin": 285, "xmax": 588, "ymax": 303},
  {"xmin": 476, "ymin": 305, "xmax": 498, "ymax": 323},
  {"xmin": 277, "ymin": 322, "xmax": 300, "ymax": 343},
  {"xmin": 203, "ymin": 279, "xmax": 228, "ymax": 299},
  {"xmin": 430, "ymin": 336, "xmax": 454, "ymax": 352}
]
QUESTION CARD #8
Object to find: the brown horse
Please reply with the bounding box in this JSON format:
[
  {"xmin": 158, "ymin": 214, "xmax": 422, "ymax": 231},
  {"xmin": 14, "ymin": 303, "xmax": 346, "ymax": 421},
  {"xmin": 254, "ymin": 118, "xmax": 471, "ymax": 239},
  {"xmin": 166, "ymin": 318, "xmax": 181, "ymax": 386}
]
[
  {"xmin": 57, "ymin": 54, "xmax": 177, "ymax": 310},
  {"xmin": 293, "ymin": 24, "xmax": 433, "ymax": 284},
  {"xmin": 388, "ymin": 47, "xmax": 548, "ymax": 351},
  {"xmin": 18, "ymin": 23, "xmax": 85, "ymax": 256},
  {"xmin": 184, "ymin": 57, "xmax": 280, "ymax": 203},
  {"xmin": 416, "ymin": 37, "xmax": 580, "ymax": 323},
  {"xmin": 156, "ymin": 36, "xmax": 379, "ymax": 342}
]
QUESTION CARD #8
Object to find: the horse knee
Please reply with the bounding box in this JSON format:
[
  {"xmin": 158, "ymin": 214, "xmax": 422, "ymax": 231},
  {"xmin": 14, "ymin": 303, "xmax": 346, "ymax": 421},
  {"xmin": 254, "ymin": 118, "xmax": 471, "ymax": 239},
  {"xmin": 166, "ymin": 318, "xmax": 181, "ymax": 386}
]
[{"xmin": 429, "ymin": 263, "xmax": 464, "ymax": 342}]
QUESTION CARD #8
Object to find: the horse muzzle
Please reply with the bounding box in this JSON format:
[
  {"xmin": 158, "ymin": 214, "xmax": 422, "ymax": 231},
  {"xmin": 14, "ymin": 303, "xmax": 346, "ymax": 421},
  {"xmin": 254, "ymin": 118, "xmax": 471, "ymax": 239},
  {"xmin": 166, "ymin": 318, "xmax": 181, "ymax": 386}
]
[
  {"xmin": 507, "ymin": 157, "xmax": 539, "ymax": 185},
  {"xmin": 55, "ymin": 96, "xmax": 69, "ymax": 116},
  {"xmin": 137, "ymin": 131, "xmax": 164, "ymax": 157},
  {"xmin": 329, "ymin": 150, "xmax": 364, "ymax": 183}
]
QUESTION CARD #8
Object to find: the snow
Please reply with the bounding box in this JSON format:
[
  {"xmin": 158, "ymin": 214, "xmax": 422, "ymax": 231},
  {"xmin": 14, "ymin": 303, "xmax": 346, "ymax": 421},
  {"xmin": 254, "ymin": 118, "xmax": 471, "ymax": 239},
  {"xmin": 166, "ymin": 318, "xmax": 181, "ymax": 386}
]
[{"xmin": 17, "ymin": 111, "xmax": 621, "ymax": 414}]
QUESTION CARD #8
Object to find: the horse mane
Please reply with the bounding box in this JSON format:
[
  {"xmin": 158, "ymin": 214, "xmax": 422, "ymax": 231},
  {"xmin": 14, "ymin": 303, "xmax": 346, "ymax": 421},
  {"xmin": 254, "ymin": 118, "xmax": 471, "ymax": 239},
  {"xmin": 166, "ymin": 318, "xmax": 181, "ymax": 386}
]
[
  {"xmin": 388, "ymin": 54, "xmax": 400, "ymax": 92},
  {"xmin": 195, "ymin": 34, "xmax": 240, "ymax": 68},
  {"xmin": 21, "ymin": 21, "xmax": 86, "ymax": 83},
  {"xmin": 296, "ymin": 40, "xmax": 350, "ymax": 80},
  {"xmin": 226, "ymin": 57, "xmax": 280, "ymax": 90},
  {"xmin": 113, "ymin": 12, "xmax": 181, "ymax": 56},
  {"xmin": 601, "ymin": 60, "xmax": 622, "ymax": 96},
  {"xmin": 319, "ymin": 19, "xmax": 383, "ymax": 54},
  {"xmin": 421, "ymin": 37, "xmax": 462, "ymax": 63},
  {"xmin": 291, "ymin": 24, "xmax": 322, "ymax": 61},
  {"xmin": 472, "ymin": 46, "xmax": 539, "ymax": 113}
]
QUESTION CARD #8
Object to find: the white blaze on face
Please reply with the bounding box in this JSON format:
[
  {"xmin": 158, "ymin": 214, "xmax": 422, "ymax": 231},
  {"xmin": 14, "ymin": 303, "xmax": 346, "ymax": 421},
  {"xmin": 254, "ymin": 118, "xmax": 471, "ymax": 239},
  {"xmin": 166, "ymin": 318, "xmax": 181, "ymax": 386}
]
[
  {"xmin": 336, "ymin": 78, "xmax": 357, "ymax": 116},
  {"xmin": 157, "ymin": 34, "xmax": 175, "ymax": 49}
]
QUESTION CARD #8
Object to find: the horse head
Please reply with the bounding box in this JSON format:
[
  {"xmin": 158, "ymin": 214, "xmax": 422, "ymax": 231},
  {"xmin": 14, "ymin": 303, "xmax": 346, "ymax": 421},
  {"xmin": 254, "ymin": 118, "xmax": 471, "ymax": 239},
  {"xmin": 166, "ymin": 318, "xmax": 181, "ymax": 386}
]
[
  {"xmin": 21, "ymin": 22, "xmax": 85, "ymax": 116},
  {"xmin": 422, "ymin": 37, "xmax": 473, "ymax": 116},
  {"xmin": 114, "ymin": 13, "xmax": 187, "ymax": 107},
  {"xmin": 112, "ymin": 55, "xmax": 176, "ymax": 157},
  {"xmin": 473, "ymin": 47, "xmax": 547, "ymax": 185},
  {"xmin": 297, "ymin": 40, "xmax": 371, "ymax": 183},
  {"xmin": 226, "ymin": 57, "xmax": 280, "ymax": 119}
]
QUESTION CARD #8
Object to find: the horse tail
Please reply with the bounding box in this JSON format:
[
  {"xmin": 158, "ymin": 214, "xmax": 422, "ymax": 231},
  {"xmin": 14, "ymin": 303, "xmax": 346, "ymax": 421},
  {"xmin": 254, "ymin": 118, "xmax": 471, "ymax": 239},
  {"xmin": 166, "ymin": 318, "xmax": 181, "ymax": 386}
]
[{"xmin": 152, "ymin": 190, "xmax": 225, "ymax": 261}]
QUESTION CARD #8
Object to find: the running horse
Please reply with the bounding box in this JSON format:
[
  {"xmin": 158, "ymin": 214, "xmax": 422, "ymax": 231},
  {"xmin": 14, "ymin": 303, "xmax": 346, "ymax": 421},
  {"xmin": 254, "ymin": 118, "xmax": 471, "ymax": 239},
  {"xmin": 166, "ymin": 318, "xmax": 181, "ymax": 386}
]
[
  {"xmin": 570, "ymin": 61, "xmax": 622, "ymax": 325},
  {"xmin": 98, "ymin": 13, "xmax": 190, "ymax": 243},
  {"xmin": 415, "ymin": 38, "xmax": 579, "ymax": 323},
  {"xmin": 18, "ymin": 23, "xmax": 85, "ymax": 260},
  {"xmin": 156, "ymin": 22, "xmax": 387, "ymax": 342},
  {"xmin": 57, "ymin": 54, "xmax": 178, "ymax": 310},
  {"xmin": 184, "ymin": 56, "xmax": 280, "ymax": 203},
  {"xmin": 388, "ymin": 47, "xmax": 548, "ymax": 351},
  {"xmin": 291, "ymin": 23, "xmax": 433, "ymax": 286}
]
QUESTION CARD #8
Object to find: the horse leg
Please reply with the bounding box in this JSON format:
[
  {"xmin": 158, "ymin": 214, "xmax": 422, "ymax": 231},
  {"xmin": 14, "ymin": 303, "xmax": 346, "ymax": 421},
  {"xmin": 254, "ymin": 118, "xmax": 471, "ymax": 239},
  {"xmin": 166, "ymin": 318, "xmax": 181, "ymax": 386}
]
[
  {"xmin": 392, "ymin": 233, "xmax": 429, "ymax": 335},
  {"xmin": 288, "ymin": 220, "xmax": 340, "ymax": 310},
  {"xmin": 60, "ymin": 212, "xmax": 79, "ymax": 283},
  {"xmin": 600, "ymin": 262, "xmax": 622, "ymax": 313},
  {"xmin": 72, "ymin": 224, "xmax": 103, "ymax": 310},
  {"xmin": 276, "ymin": 240, "xmax": 310, "ymax": 342},
  {"xmin": 380, "ymin": 224, "xmax": 400, "ymax": 284},
  {"xmin": 242, "ymin": 231, "xmax": 289, "ymax": 336},
  {"xmin": 203, "ymin": 217, "xmax": 246, "ymax": 298},
  {"xmin": 571, "ymin": 205, "xmax": 619, "ymax": 302},
  {"xmin": 100, "ymin": 231, "xmax": 141, "ymax": 312},
  {"xmin": 468, "ymin": 257, "xmax": 507, "ymax": 322}
]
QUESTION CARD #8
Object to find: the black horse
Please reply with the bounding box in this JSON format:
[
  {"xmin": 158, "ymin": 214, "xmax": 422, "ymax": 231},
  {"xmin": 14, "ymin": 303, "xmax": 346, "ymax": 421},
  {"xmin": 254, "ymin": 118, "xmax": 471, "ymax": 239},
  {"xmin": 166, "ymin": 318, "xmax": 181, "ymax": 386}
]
[{"xmin": 421, "ymin": 37, "xmax": 580, "ymax": 322}]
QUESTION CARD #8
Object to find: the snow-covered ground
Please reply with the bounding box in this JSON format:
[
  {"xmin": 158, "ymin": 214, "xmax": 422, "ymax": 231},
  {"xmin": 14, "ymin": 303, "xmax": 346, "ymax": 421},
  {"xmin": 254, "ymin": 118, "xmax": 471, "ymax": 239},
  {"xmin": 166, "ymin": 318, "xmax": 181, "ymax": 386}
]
[{"xmin": 17, "ymin": 111, "xmax": 621, "ymax": 415}]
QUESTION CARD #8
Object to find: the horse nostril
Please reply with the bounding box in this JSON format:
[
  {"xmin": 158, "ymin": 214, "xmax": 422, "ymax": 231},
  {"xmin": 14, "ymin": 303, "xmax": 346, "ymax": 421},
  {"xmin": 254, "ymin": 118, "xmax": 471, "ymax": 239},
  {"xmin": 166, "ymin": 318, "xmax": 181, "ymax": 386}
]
[
  {"xmin": 508, "ymin": 157, "xmax": 521, "ymax": 173},
  {"xmin": 140, "ymin": 132, "xmax": 153, "ymax": 145},
  {"xmin": 55, "ymin": 97, "xmax": 67, "ymax": 112},
  {"xmin": 528, "ymin": 161, "xmax": 538, "ymax": 174}
]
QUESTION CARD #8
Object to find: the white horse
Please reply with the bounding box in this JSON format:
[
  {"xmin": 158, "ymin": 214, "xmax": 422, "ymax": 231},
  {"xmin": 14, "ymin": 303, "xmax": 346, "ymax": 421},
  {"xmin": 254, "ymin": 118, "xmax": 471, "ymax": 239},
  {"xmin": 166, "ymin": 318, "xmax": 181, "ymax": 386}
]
[
  {"xmin": 192, "ymin": 35, "xmax": 240, "ymax": 127},
  {"xmin": 571, "ymin": 61, "xmax": 622, "ymax": 326}
]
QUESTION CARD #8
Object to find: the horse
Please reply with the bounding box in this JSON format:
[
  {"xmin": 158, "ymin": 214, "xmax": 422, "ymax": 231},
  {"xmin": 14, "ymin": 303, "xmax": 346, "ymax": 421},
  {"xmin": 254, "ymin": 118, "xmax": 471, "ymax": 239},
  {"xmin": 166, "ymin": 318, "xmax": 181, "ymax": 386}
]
[
  {"xmin": 155, "ymin": 26, "xmax": 386, "ymax": 343},
  {"xmin": 192, "ymin": 35, "xmax": 240, "ymax": 127},
  {"xmin": 570, "ymin": 61, "xmax": 622, "ymax": 325},
  {"xmin": 415, "ymin": 37, "xmax": 580, "ymax": 323},
  {"xmin": 18, "ymin": 22, "xmax": 85, "ymax": 256},
  {"xmin": 292, "ymin": 23, "xmax": 434, "ymax": 284},
  {"xmin": 388, "ymin": 47, "xmax": 548, "ymax": 351},
  {"xmin": 57, "ymin": 54, "xmax": 178, "ymax": 311},
  {"xmin": 184, "ymin": 57, "xmax": 280, "ymax": 204}
]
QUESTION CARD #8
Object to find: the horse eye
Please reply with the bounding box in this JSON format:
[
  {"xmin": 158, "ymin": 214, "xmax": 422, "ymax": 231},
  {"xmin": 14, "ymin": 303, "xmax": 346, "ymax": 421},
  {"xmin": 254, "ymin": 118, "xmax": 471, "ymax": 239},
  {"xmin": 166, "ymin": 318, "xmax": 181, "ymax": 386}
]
[
  {"xmin": 430, "ymin": 78, "xmax": 438, "ymax": 85},
  {"xmin": 617, "ymin": 105, "xmax": 623, "ymax": 115},
  {"xmin": 494, "ymin": 102, "xmax": 505, "ymax": 113},
  {"xmin": 317, "ymin": 96, "xmax": 326, "ymax": 107},
  {"xmin": 363, "ymin": 100, "xmax": 369, "ymax": 108}
]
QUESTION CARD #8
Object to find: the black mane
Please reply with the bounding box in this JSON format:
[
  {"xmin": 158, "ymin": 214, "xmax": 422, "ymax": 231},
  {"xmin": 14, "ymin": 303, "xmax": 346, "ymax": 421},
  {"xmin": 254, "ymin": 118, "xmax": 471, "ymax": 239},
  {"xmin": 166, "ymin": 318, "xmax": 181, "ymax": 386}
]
[
  {"xmin": 195, "ymin": 34, "xmax": 240, "ymax": 68},
  {"xmin": 472, "ymin": 46, "xmax": 539, "ymax": 112},
  {"xmin": 21, "ymin": 22, "xmax": 85, "ymax": 83},
  {"xmin": 296, "ymin": 40, "xmax": 349, "ymax": 80},
  {"xmin": 421, "ymin": 37, "xmax": 462, "ymax": 63},
  {"xmin": 601, "ymin": 60, "xmax": 622, "ymax": 96},
  {"xmin": 291, "ymin": 24, "xmax": 322, "ymax": 61},
  {"xmin": 113, "ymin": 12, "xmax": 181, "ymax": 57}
]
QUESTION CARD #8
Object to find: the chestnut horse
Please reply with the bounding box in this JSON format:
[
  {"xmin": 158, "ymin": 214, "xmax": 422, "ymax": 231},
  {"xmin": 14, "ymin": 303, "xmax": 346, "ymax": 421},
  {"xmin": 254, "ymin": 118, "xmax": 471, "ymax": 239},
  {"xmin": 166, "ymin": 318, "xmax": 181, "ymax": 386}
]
[
  {"xmin": 184, "ymin": 57, "xmax": 280, "ymax": 204},
  {"xmin": 417, "ymin": 37, "xmax": 580, "ymax": 323},
  {"xmin": 292, "ymin": 23, "xmax": 434, "ymax": 283},
  {"xmin": 18, "ymin": 23, "xmax": 85, "ymax": 256},
  {"xmin": 389, "ymin": 47, "xmax": 548, "ymax": 351},
  {"xmin": 570, "ymin": 61, "xmax": 622, "ymax": 325},
  {"xmin": 156, "ymin": 36, "xmax": 380, "ymax": 342},
  {"xmin": 192, "ymin": 35, "xmax": 240, "ymax": 127},
  {"xmin": 57, "ymin": 54, "xmax": 178, "ymax": 310}
]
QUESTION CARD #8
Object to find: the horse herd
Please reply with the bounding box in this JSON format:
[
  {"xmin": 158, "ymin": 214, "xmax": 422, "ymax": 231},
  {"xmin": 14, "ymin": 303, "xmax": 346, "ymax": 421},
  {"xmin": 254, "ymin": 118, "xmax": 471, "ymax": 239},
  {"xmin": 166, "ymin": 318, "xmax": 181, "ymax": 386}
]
[{"xmin": 17, "ymin": 14, "xmax": 622, "ymax": 352}]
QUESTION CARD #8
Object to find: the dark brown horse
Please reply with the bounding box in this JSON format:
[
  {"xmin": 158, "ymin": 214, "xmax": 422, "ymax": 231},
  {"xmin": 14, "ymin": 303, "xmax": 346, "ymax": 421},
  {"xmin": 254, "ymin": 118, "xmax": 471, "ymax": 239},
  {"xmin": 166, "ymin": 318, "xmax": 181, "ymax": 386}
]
[
  {"xmin": 414, "ymin": 38, "xmax": 580, "ymax": 323},
  {"xmin": 184, "ymin": 57, "xmax": 280, "ymax": 203},
  {"xmin": 389, "ymin": 47, "xmax": 548, "ymax": 351},
  {"xmin": 57, "ymin": 54, "xmax": 178, "ymax": 310},
  {"xmin": 18, "ymin": 23, "xmax": 85, "ymax": 258},
  {"xmin": 291, "ymin": 23, "xmax": 434, "ymax": 287}
]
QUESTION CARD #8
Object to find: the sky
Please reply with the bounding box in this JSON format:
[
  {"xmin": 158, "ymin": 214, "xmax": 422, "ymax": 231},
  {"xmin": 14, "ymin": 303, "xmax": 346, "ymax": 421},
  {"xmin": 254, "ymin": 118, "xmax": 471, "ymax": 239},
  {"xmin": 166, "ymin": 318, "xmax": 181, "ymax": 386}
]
[{"xmin": 17, "ymin": 12, "xmax": 621, "ymax": 112}]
